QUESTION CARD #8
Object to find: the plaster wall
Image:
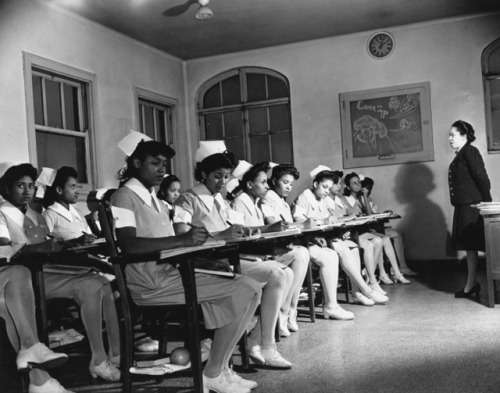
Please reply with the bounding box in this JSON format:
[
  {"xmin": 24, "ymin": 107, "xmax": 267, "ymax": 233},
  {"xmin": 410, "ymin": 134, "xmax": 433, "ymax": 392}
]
[
  {"xmin": 185, "ymin": 14, "xmax": 500, "ymax": 260},
  {"xmin": 0, "ymin": 0, "xmax": 190, "ymax": 192}
]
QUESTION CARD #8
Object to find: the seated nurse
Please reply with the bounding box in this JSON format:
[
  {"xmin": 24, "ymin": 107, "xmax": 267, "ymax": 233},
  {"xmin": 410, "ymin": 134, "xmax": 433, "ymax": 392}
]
[
  {"xmin": 0, "ymin": 163, "xmax": 121, "ymax": 382},
  {"xmin": 174, "ymin": 141, "xmax": 292, "ymax": 369},
  {"xmin": 232, "ymin": 161, "xmax": 309, "ymax": 336},
  {"xmin": 110, "ymin": 136, "xmax": 261, "ymax": 393},
  {"xmin": 0, "ymin": 164, "xmax": 71, "ymax": 393}
]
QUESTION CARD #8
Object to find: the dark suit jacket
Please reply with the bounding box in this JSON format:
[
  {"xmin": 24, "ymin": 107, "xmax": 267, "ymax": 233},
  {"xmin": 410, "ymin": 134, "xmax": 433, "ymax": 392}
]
[{"xmin": 448, "ymin": 143, "xmax": 491, "ymax": 206}]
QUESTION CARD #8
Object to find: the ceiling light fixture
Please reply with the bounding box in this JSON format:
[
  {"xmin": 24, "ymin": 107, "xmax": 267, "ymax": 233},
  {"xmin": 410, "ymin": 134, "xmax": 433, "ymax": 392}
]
[{"xmin": 194, "ymin": 0, "xmax": 213, "ymax": 20}]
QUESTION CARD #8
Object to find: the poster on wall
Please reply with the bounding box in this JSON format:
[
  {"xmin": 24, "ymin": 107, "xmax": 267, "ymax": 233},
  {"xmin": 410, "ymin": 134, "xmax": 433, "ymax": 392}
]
[{"xmin": 339, "ymin": 81, "xmax": 434, "ymax": 168}]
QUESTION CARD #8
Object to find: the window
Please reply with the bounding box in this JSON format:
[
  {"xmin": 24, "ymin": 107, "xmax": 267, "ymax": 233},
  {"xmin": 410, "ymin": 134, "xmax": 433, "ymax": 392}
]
[
  {"xmin": 482, "ymin": 38, "xmax": 500, "ymax": 152},
  {"xmin": 24, "ymin": 53, "xmax": 97, "ymax": 192},
  {"xmin": 134, "ymin": 88, "xmax": 176, "ymax": 174},
  {"xmin": 198, "ymin": 68, "xmax": 293, "ymax": 163}
]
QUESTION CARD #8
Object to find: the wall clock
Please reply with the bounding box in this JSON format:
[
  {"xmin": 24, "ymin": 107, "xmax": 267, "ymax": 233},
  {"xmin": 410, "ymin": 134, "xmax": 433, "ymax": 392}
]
[{"xmin": 367, "ymin": 32, "xmax": 395, "ymax": 59}]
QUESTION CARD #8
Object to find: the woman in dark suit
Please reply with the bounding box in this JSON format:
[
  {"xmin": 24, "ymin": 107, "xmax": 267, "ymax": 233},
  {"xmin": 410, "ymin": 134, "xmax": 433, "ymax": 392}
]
[{"xmin": 448, "ymin": 120, "xmax": 492, "ymax": 299}]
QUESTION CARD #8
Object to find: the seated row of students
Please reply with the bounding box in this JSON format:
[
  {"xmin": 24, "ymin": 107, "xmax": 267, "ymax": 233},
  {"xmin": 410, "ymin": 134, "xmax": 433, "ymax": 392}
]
[
  {"xmin": 0, "ymin": 136, "xmax": 412, "ymax": 393},
  {"xmin": 0, "ymin": 164, "xmax": 120, "ymax": 393}
]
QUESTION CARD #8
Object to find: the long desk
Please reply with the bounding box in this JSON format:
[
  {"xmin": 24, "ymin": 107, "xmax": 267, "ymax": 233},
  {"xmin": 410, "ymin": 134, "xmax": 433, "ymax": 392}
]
[{"xmin": 479, "ymin": 206, "xmax": 500, "ymax": 308}]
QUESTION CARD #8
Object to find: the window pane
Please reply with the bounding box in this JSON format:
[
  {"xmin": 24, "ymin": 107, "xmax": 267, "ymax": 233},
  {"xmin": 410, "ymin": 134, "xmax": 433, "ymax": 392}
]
[
  {"xmin": 271, "ymin": 132, "xmax": 293, "ymax": 163},
  {"xmin": 63, "ymin": 84, "xmax": 79, "ymax": 131},
  {"xmin": 204, "ymin": 113, "xmax": 223, "ymax": 139},
  {"xmin": 490, "ymin": 78, "xmax": 500, "ymax": 147},
  {"xmin": 157, "ymin": 109, "xmax": 167, "ymax": 144},
  {"xmin": 225, "ymin": 137, "xmax": 244, "ymax": 161},
  {"xmin": 223, "ymin": 110, "xmax": 243, "ymax": 138},
  {"xmin": 248, "ymin": 107, "xmax": 269, "ymax": 135},
  {"xmin": 221, "ymin": 75, "xmax": 241, "ymax": 106},
  {"xmin": 250, "ymin": 135, "xmax": 270, "ymax": 162},
  {"xmin": 143, "ymin": 105, "xmax": 155, "ymax": 139},
  {"xmin": 487, "ymin": 46, "xmax": 500, "ymax": 72},
  {"xmin": 204, "ymin": 83, "xmax": 222, "ymax": 108},
  {"xmin": 246, "ymin": 73, "xmax": 267, "ymax": 102},
  {"xmin": 36, "ymin": 130, "xmax": 88, "ymax": 183},
  {"xmin": 269, "ymin": 104, "xmax": 290, "ymax": 132},
  {"xmin": 45, "ymin": 79, "xmax": 62, "ymax": 128},
  {"xmin": 267, "ymin": 75, "xmax": 289, "ymax": 99},
  {"xmin": 32, "ymin": 76, "xmax": 44, "ymax": 125}
]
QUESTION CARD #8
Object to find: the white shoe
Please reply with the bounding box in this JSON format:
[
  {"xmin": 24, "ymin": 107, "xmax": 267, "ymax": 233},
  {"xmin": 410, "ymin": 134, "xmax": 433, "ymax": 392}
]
[
  {"xmin": 89, "ymin": 359, "xmax": 121, "ymax": 381},
  {"xmin": 248, "ymin": 343, "xmax": 266, "ymax": 366},
  {"xmin": 17, "ymin": 343, "xmax": 68, "ymax": 370},
  {"xmin": 379, "ymin": 274, "xmax": 394, "ymax": 285},
  {"xmin": 369, "ymin": 282, "xmax": 387, "ymax": 295},
  {"xmin": 323, "ymin": 305, "xmax": 354, "ymax": 320},
  {"xmin": 225, "ymin": 366, "xmax": 258, "ymax": 389},
  {"xmin": 366, "ymin": 289, "xmax": 389, "ymax": 304},
  {"xmin": 352, "ymin": 292, "xmax": 375, "ymax": 306},
  {"xmin": 261, "ymin": 345, "xmax": 292, "ymax": 369},
  {"xmin": 203, "ymin": 372, "xmax": 250, "ymax": 393},
  {"xmin": 394, "ymin": 274, "xmax": 411, "ymax": 284},
  {"xmin": 29, "ymin": 378, "xmax": 74, "ymax": 393},
  {"xmin": 279, "ymin": 316, "xmax": 291, "ymax": 337},
  {"xmin": 287, "ymin": 309, "xmax": 299, "ymax": 332},
  {"xmin": 135, "ymin": 336, "xmax": 159, "ymax": 352}
]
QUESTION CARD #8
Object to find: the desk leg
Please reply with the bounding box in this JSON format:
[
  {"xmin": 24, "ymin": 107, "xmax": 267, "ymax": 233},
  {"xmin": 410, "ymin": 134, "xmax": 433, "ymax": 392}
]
[
  {"xmin": 33, "ymin": 269, "xmax": 49, "ymax": 344},
  {"xmin": 179, "ymin": 259, "xmax": 203, "ymax": 393}
]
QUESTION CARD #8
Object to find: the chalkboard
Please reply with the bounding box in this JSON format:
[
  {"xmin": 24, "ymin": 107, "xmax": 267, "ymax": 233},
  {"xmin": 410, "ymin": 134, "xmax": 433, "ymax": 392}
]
[{"xmin": 339, "ymin": 82, "xmax": 434, "ymax": 168}]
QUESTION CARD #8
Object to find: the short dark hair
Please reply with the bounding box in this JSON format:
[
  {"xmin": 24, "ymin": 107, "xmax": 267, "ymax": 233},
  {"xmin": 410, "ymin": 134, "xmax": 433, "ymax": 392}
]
[
  {"xmin": 0, "ymin": 163, "xmax": 38, "ymax": 199},
  {"xmin": 194, "ymin": 152, "xmax": 237, "ymax": 182},
  {"xmin": 117, "ymin": 140, "xmax": 176, "ymax": 184},
  {"xmin": 241, "ymin": 162, "xmax": 270, "ymax": 193},
  {"xmin": 42, "ymin": 166, "xmax": 78, "ymax": 208},
  {"xmin": 451, "ymin": 120, "xmax": 476, "ymax": 143},
  {"xmin": 270, "ymin": 163, "xmax": 300, "ymax": 184},
  {"xmin": 343, "ymin": 172, "xmax": 360, "ymax": 196},
  {"xmin": 313, "ymin": 170, "xmax": 336, "ymax": 184},
  {"xmin": 361, "ymin": 177, "xmax": 374, "ymax": 190},
  {"xmin": 158, "ymin": 174, "xmax": 180, "ymax": 201}
]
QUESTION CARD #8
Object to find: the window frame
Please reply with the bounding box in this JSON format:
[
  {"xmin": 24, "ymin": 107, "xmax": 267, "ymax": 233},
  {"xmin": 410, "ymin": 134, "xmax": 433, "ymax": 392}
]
[
  {"xmin": 133, "ymin": 87, "xmax": 177, "ymax": 172},
  {"xmin": 197, "ymin": 67, "xmax": 293, "ymax": 163},
  {"xmin": 23, "ymin": 52, "xmax": 100, "ymax": 196},
  {"xmin": 482, "ymin": 38, "xmax": 500, "ymax": 153}
]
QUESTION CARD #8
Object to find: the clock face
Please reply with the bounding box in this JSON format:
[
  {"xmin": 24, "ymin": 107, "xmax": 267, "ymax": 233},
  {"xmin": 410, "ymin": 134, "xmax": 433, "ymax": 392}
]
[{"xmin": 368, "ymin": 32, "xmax": 394, "ymax": 59}]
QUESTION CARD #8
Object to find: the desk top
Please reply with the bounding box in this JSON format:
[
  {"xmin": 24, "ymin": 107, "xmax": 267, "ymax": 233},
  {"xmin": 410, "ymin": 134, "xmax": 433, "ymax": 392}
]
[{"xmin": 474, "ymin": 202, "xmax": 500, "ymax": 216}]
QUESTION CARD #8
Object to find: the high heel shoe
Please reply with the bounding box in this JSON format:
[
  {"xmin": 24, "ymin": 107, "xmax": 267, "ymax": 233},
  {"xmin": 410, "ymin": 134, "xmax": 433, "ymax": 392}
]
[{"xmin": 455, "ymin": 283, "xmax": 481, "ymax": 300}]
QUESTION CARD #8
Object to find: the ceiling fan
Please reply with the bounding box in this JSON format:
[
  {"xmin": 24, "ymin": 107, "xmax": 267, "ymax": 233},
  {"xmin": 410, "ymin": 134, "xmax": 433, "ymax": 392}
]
[{"xmin": 163, "ymin": 0, "xmax": 214, "ymax": 20}]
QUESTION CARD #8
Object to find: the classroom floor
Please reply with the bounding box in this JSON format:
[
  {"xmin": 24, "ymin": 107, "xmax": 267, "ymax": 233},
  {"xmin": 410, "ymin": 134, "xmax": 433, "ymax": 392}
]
[{"xmin": 2, "ymin": 262, "xmax": 500, "ymax": 393}]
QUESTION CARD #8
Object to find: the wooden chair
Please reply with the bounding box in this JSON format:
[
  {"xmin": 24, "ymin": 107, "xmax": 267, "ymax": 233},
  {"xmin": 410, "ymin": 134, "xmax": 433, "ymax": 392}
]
[{"xmin": 98, "ymin": 201, "xmax": 249, "ymax": 393}]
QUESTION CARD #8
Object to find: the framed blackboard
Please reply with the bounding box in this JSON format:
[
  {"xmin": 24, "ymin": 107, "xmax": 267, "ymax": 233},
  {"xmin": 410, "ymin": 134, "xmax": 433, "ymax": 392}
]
[{"xmin": 339, "ymin": 82, "xmax": 434, "ymax": 168}]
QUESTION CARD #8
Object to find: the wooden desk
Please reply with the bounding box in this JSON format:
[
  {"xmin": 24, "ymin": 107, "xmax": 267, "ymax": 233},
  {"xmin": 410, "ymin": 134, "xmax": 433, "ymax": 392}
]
[{"xmin": 479, "ymin": 207, "xmax": 500, "ymax": 308}]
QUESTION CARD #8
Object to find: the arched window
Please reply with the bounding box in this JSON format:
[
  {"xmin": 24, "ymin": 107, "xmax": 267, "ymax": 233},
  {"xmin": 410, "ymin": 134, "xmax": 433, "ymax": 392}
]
[
  {"xmin": 482, "ymin": 38, "xmax": 500, "ymax": 152},
  {"xmin": 198, "ymin": 67, "xmax": 293, "ymax": 163}
]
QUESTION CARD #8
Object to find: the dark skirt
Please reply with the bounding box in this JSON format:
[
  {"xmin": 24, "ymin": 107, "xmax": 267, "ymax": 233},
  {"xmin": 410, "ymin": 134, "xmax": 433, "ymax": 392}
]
[{"xmin": 451, "ymin": 204, "xmax": 485, "ymax": 251}]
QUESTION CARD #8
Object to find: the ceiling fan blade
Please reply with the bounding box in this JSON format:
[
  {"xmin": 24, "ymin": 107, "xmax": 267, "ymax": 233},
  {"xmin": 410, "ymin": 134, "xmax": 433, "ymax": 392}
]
[{"xmin": 162, "ymin": 0, "xmax": 198, "ymax": 17}]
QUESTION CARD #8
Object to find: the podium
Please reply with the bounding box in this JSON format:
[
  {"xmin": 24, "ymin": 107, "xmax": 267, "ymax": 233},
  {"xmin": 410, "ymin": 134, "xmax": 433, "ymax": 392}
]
[{"xmin": 479, "ymin": 205, "xmax": 500, "ymax": 307}]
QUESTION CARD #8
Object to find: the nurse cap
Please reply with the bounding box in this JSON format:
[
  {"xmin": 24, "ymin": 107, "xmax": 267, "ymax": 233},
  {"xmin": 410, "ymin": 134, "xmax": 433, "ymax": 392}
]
[
  {"xmin": 194, "ymin": 140, "xmax": 227, "ymax": 163},
  {"xmin": 310, "ymin": 165, "xmax": 331, "ymax": 179},
  {"xmin": 225, "ymin": 178, "xmax": 240, "ymax": 194},
  {"xmin": 267, "ymin": 162, "xmax": 278, "ymax": 177},
  {"xmin": 118, "ymin": 130, "xmax": 153, "ymax": 157},
  {"xmin": 231, "ymin": 160, "xmax": 253, "ymax": 180}
]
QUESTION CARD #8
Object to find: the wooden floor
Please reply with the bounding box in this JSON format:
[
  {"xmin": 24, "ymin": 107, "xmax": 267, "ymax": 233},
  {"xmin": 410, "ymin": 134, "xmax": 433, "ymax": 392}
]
[{"xmin": 3, "ymin": 261, "xmax": 500, "ymax": 393}]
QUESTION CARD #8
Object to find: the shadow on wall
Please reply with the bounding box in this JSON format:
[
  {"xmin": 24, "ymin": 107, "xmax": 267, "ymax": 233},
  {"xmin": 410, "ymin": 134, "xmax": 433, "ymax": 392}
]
[{"xmin": 393, "ymin": 163, "xmax": 454, "ymax": 261}]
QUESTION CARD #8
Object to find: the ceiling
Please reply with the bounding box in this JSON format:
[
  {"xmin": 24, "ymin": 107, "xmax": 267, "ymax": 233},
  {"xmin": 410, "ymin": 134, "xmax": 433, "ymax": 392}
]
[{"xmin": 48, "ymin": 0, "xmax": 500, "ymax": 60}]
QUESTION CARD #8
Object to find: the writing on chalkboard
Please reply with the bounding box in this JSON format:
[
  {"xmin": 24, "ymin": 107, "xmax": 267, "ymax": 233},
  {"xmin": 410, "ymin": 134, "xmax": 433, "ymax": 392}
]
[{"xmin": 339, "ymin": 82, "xmax": 434, "ymax": 169}]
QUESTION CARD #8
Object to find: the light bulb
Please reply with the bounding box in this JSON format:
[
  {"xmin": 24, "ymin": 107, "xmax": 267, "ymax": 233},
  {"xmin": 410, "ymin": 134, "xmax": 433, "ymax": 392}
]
[{"xmin": 195, "ymin": 5, "xmax": 213, "ymax": 20}]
